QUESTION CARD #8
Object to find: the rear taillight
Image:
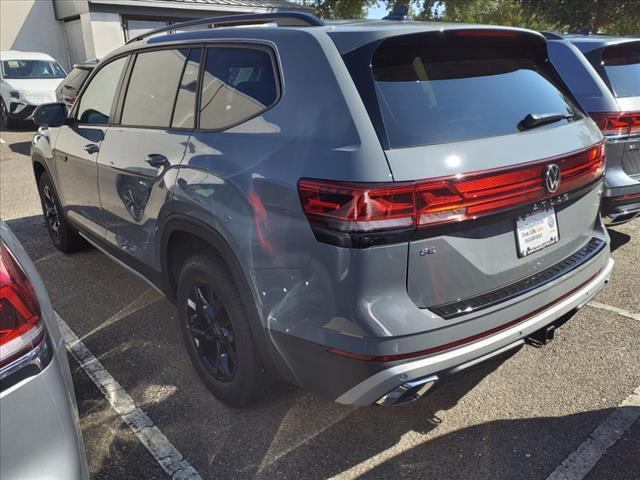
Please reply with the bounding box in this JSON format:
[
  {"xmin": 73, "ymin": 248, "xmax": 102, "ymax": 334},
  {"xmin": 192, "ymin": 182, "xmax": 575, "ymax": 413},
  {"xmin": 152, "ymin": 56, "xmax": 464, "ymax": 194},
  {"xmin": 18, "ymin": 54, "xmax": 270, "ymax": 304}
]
[
  {"xmin": 297, "ymin": 181, "xmax": 415, "ymax": 232},
  {"xmin": 589, "ymin": 112, "xmax": 640, "ymax": 137},
  {"xmin": 0, "ymin": 243, "xmax": 44, "ymax": 368},
  {"xmin": 298, "ymin": 143, "xmax": 605, "ymax": 244}
]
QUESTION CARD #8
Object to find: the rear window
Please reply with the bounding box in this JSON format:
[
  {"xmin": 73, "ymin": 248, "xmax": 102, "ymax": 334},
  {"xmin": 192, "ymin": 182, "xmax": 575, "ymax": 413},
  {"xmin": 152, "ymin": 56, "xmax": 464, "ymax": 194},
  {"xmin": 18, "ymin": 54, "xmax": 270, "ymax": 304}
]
[
  {"xmin": 368, "ymin": 31, "xmax": 582, "ymax": 148},
  {"xmin": 63, "ymin": 68, "xmax": 91, "ymax": 90},
  {"xmin": 601, "ymin": 42, "xmax": 640, "ymax": 98}
]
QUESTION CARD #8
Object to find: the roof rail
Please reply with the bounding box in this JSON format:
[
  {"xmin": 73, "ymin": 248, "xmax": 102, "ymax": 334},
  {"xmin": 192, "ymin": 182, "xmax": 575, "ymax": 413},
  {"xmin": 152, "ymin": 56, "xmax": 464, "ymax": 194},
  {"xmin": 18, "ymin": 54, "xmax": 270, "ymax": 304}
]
[{"xmin": 126, "ymin": 12, "xmax": 325, "ymax": 44}]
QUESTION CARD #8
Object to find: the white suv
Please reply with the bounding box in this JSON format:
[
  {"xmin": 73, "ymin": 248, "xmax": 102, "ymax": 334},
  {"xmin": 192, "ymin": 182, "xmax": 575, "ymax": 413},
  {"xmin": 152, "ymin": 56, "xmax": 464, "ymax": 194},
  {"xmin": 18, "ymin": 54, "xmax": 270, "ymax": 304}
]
[{"xmin": 0, "ymin": 51, "xmax": 65, "ymax": 128}]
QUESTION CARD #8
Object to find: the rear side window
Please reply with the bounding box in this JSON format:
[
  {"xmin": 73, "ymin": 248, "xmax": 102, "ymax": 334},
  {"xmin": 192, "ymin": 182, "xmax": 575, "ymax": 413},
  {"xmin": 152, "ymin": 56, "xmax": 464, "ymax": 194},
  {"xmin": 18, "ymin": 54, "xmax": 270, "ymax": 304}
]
[
  {"xmin": 601, "ymin": 42, "xmax": 640, "ymax": 98},
  {"xmin": 121, "ymin": 49, "xmax": 189, "ymax": 127},
  {"xmin": 77, "ymin": 56, "xmax": 127, "ymax": 125},
  {"xmin": 199, "ymin": 46, "xmax": 278, "ymax": 130},
  {"xmin": 367, "ymin": 32, "xmax": 581, "ymax": 148}
]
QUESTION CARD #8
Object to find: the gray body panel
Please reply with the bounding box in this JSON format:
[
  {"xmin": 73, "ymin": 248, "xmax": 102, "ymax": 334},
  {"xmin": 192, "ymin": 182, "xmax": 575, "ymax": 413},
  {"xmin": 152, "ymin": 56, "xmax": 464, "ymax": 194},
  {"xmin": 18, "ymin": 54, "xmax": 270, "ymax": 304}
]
[
  {"xmin": 31, "ymin": 20, "xmax": 613, "ymax": 404},
  {"xmin": 0, "ymin": 221, "xmax": 89, "ymax": 479}
]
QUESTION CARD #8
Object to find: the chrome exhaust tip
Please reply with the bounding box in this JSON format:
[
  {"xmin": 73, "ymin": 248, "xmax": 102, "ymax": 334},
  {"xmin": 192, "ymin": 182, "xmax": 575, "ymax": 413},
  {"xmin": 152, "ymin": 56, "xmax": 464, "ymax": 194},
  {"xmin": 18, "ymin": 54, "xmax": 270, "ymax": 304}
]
[
  {"xmin": 376, "ymin": 375, "xmax": 439, "ymax": 407},
  {"xmin": 605, "ymin": 210, "xmax": 640, "ymax": 226}
]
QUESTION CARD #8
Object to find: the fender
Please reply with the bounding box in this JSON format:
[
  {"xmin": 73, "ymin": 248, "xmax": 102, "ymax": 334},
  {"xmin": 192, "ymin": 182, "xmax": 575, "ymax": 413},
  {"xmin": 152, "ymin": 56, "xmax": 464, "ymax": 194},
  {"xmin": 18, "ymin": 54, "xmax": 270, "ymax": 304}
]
[{"xmin": 159, "ymin": 213, "xmax": 285, "ymax": 380}]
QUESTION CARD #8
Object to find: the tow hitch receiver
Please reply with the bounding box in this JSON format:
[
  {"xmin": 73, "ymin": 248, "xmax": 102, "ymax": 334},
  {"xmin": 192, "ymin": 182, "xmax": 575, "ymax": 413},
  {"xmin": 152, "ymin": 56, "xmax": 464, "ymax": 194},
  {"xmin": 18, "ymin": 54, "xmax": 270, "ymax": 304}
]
[{"xmin": 526, "ymin": 325, "xmax": 556, "ymax": 348}]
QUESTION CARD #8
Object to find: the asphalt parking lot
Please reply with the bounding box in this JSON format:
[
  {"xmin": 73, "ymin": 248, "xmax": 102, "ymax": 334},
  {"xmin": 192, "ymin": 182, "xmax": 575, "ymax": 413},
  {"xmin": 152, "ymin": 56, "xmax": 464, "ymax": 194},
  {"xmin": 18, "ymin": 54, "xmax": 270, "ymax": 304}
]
[{"xmin": 1, "ymin": 126, "xmax": 639, "ymax": 480}]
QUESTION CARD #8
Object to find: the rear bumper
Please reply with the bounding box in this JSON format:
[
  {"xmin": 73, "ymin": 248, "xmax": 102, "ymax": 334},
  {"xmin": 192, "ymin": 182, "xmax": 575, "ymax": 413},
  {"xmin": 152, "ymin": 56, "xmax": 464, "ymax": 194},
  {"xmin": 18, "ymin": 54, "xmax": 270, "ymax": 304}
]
[
  {"xmin": 601, "ymin": 188, "xmax": 640, "ymax": 225},
  {"xmin": 0, "ymin": 352, "xmax": 89, "ymax": 479},
  {"xmin": 335, "ymin": 257, "xmax": 613, "ymax": 405},
  {"xmin": 268, "ymin": 249, "xmax": 613, "ymax": 406}
]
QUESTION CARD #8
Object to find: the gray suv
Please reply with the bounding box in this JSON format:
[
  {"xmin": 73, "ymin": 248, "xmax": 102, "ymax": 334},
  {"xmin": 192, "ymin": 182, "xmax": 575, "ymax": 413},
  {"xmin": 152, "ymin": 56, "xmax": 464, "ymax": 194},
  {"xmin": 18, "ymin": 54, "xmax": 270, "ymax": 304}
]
[
  {"xmin": 545, "ymin": 34, "xmax": 640, "ymax": 224},
  {"xmin": 31, "ymin": 13, "xmax": 613, "ymax": 408}
]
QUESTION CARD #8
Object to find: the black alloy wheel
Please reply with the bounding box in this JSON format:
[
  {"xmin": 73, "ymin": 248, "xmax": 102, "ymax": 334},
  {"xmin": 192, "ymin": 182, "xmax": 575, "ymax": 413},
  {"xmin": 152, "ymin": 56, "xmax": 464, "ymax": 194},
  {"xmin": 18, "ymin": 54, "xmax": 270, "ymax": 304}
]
[{"xmin": 185, "ymin": 282, "xmax": 238, "ymax": 382}]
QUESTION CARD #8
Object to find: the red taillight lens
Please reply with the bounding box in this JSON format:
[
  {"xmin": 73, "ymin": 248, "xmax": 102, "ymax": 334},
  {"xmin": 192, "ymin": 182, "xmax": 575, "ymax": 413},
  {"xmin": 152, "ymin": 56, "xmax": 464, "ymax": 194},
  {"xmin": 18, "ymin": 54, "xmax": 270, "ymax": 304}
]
[
  {"xmin": 589, "ymin": 112, "xmax": 640, "ymax": 136},
  {"xmin": 298, "ymin": 180, "xmax": 415, "ymax": 232},
  {"xmin": 0, "ymin": 243, "xmax": 44, "ymax": 368},
  {"xmin": 299, "ymin": 143, "xmax": 605, "ymax": 236}
]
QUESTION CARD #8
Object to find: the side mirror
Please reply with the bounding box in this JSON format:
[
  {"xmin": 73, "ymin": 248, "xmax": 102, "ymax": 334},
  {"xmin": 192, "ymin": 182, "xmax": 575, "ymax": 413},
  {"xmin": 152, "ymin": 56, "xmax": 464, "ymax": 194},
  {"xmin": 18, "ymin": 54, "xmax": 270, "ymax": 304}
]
[{"xmin": 33, "ymin": 103, "xmax": 67, "ymax": 127}]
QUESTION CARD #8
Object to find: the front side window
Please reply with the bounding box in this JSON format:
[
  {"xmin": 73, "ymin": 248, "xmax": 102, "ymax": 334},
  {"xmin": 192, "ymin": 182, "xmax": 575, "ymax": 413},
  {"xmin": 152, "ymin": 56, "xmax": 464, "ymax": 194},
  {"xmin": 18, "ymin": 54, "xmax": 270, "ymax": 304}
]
[
  {"xmin": 121, "ymin": 49, "xmax": 188, "ymax": 127},
  {"xmin": 76, "ymin": 56, "xmax": 127, "ymax": 125},
  {"xmin": 1, "ymin": 60, "xmax": 65, "ymax": 79},
  {"xmin": 199, "ymin": 47, "xmax": 278, "ymax": 130}
]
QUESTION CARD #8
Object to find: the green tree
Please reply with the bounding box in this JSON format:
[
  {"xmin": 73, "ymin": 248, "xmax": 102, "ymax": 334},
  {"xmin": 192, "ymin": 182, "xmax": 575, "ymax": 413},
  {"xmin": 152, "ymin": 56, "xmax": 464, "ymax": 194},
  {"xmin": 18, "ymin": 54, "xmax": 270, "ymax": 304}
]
[
  {"xmin": 521, "ymin": 0, "xmax": 640, "ymax": 34},
  {"xmin": 297, "ymin": 0, "xmax": 640, "ymax": 34}
]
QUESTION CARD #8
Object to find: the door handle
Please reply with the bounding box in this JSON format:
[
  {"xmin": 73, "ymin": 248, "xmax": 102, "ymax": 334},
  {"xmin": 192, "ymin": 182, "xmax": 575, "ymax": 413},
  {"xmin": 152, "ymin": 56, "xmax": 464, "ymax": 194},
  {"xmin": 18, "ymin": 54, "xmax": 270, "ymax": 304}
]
[
  {"xmin": 83, "ymin": 143, "xmax": 99, "ymax": 154},
  {"xmin": 145, "ymin": 153, "xmax": 168, "ymax": 168}
]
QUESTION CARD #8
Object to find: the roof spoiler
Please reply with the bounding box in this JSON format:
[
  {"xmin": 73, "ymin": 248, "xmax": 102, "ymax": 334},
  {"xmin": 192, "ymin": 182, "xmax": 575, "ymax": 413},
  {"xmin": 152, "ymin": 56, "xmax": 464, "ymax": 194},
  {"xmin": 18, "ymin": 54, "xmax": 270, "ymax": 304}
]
[
  {"xmin": 383, "ymin": 5, "xmax": 409, "ymax": 21},
  {"xmin": 126, "ymin": 11, "xmax": 325, "ymax": 44}
]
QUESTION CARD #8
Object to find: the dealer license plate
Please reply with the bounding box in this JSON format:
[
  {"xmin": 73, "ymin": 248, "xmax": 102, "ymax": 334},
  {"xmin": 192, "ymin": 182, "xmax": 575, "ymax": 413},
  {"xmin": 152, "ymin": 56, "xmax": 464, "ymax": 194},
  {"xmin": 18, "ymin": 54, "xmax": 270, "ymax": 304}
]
[{"xmin": 515, "ymin": 207, "xmax": 559, "ymax": 257}]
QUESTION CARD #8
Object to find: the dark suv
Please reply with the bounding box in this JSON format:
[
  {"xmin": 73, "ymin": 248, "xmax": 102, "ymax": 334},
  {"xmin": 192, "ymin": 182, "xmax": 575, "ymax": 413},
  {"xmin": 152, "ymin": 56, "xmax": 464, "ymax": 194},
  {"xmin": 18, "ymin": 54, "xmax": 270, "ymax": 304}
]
[
  {"xmin": 545, "ymin": 34, "xmax": 640, "ymax": 224},
  {"xmin": 31, "ymin": 13, "xmax": 612, "ymax": 407}
]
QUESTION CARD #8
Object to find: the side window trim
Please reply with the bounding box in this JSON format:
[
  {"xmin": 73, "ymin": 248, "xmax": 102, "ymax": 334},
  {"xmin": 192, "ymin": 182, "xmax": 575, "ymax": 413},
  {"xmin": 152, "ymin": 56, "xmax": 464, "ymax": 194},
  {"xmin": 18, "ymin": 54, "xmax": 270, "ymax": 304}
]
[
  {"xmin": 196, "ymin": 43, "xmax": 282, "ymax": 132},
  {"xmin": 112, "ymin": 53, "xmax": 137, "ymax": 126},
  {"xmin": 168, "ymin": 49, "xmax": 190, "ymax": 128},
  {"xmin": 71, "ymin": 54, "xmax": 132, "ymax": 126}
]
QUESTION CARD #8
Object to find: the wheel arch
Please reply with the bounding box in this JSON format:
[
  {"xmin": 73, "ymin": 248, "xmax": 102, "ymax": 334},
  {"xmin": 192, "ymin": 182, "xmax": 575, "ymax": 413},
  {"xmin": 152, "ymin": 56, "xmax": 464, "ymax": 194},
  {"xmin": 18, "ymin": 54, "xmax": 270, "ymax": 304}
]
[{"xmin": 159, "ymin": 214, "xmax": 283, "ymax": 378}]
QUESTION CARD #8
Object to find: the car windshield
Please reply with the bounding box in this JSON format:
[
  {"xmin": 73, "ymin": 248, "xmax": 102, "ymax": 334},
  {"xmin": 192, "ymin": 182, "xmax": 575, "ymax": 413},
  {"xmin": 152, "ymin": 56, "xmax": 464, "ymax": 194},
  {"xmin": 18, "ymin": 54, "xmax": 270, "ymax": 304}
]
[
  {"xmin": 2, "ymin": 59, "xmax": 65, "ymax": 79},
  {"xmin": 601, "ymin": 42, "xmax": 640, "ymax": 98}
]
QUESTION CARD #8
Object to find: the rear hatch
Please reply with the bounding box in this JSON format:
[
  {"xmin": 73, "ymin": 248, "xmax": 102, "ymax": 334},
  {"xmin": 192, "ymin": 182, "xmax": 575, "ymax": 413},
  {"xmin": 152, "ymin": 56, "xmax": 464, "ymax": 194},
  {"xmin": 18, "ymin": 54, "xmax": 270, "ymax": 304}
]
[
  {"xmin": 341, "ymin": 28, "xmax": 605, "ymax": 314},
  {"xmin": 588, "ymin": 41, "xmax": 640, "ymax": 178}
]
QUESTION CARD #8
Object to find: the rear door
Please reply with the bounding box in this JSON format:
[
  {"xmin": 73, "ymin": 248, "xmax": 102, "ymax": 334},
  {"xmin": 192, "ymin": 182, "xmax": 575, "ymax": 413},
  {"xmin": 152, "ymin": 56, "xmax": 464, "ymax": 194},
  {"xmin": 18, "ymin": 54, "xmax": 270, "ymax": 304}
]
[
  {"xmin": 97, "ymin": 47, "xmax": 200, "ymax": 269},
  {"xmin": 345, "ymin": 29, "xmax": 604, "ymax": 312}
]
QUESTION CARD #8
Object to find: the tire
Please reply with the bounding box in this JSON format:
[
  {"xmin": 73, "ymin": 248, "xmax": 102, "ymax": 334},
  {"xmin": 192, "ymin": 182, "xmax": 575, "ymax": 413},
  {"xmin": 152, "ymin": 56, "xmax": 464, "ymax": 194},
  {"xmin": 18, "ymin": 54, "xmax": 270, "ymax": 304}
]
[
  {"xmin": 0, "ymin": 99, "xmax": 18, "ymax": 129},
  {"xmin": 37, "ymin": 172, "xmax": 85, "ymax": 253},
  {"xmin": 177, "ymin": 253, "xmax": 268, "ymax": 407}
]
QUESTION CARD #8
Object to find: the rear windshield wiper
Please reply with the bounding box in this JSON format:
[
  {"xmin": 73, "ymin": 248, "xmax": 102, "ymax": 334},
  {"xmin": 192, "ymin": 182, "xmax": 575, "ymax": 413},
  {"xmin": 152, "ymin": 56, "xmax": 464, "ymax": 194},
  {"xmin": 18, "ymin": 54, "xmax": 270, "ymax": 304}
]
[{"xmin": 518, "ymin": 113, "xmax": 573, "ymax": 131}]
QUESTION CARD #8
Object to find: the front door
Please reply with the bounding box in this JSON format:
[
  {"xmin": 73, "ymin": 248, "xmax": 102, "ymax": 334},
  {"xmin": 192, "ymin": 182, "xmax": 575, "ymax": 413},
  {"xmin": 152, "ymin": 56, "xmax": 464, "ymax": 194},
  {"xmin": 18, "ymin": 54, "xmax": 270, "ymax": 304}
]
[
  {"xmin": 98, "ymin": 47, "xmax": 200, "ymax": 270},
  {"xmin": 54, "ymin": 56, "xmax": 128, "ymax": 237}
]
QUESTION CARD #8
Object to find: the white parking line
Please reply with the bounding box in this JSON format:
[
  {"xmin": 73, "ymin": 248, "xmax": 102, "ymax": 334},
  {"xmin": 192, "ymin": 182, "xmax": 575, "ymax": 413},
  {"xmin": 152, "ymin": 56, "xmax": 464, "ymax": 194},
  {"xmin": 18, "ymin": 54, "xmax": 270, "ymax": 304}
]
[
  {"xmin": 545, "ymin": 385, "xmax": 640, "ymax": 480},
  {"xmin": 588, "ymin": 301, "xmax": 640, "ymax": 322},
  {"xmin": 56, "ymin": 313, "xmax": 202, "ymax": 480}
]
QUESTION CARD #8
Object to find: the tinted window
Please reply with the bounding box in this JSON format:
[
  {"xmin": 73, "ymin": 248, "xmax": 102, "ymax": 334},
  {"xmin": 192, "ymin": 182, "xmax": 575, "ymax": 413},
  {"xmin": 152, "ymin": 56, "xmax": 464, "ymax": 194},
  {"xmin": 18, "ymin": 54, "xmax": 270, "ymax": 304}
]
[
  {"xmin": 370, "ymin": 33, "xmax": 581, "ymax": 148},
  {"xmin": 121, "ymin": 49, "xmax": 188, "ymax": 127},
  {"xmin": 63, "ymin": 67, "xmax": 91, "ymax": 91},
  {"xmin": 602, "ymin": 42, "xmax": 640, "ymax": 98},
  {"xmin": 172, "ymin": 48, "xmax": 201, "ymax": 129},
  {"xmin": 2, "ymin": 60, "xmax": 65, "ymax": 79},
  {"xmin": 200, "ymin": 47, "xmax": 278, "ymax": 130},
  {"xmin": 77, "ymin": 57, "xmax": 127, "ymax": 125}
]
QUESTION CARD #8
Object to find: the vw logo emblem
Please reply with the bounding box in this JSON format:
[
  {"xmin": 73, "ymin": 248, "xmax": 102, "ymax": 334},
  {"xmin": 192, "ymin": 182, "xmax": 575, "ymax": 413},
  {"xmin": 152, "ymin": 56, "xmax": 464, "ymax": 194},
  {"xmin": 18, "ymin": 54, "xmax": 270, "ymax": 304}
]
[{"xmin": 545, "ymin": 164, "xmax": 561, "ymax": 193}]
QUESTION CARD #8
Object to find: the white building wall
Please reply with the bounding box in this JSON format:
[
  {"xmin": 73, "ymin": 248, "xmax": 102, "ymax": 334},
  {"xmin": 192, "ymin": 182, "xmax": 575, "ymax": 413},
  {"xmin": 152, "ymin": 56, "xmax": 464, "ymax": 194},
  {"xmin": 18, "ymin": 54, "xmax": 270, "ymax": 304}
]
[
  {"xmin": 89, "ymin": 12, "xmax": 125, "ymax": 60},
  {"xmin": 63, "ymin": 19, "xmax": 88, "ymax": 67},
  {"xmin": 0, "ymin": 0, "xmax": 70, "ymax": 70}
]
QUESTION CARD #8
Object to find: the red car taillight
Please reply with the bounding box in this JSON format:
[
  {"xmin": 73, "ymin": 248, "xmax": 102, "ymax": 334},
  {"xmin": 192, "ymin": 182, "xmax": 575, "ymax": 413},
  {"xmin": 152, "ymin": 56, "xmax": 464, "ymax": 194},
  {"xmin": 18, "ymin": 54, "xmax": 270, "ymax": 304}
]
[
  {"xmin": 589, "ymin": 112, "xmax": 640, "ymax": 137},
  {"xmin": 298, "ymin": 143, "xmax": 605, "ymax": 239},
  {"xmin": 0, "ymin": 243, "xmax": 44, "ymax": 368}
]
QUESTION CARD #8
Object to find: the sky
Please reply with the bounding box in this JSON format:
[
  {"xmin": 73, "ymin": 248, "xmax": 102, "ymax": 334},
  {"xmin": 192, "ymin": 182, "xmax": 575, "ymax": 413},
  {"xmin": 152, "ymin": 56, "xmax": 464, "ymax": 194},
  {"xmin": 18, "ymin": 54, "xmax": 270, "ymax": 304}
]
[{"xmin": 366, "ymin": 2, "xmax": 389, "ymax": 19}]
